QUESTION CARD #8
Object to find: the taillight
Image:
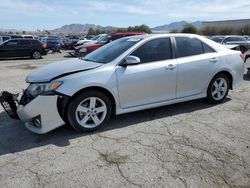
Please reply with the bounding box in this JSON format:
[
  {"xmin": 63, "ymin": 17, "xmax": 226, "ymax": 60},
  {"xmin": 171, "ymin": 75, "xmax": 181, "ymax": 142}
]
[
  {"xmin": 240, "ymin": 53, "xmax": 245, "ymax": 62},
  {"xmin": 41, "ymin": 44, "xmax": 47, "ymax": 48}
]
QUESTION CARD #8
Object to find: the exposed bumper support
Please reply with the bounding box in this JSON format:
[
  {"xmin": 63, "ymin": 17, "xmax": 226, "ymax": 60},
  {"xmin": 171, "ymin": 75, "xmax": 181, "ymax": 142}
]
[
  {"xmin": 0, "ymin": 91, "xmax": 65, "ymax": 134},
  {"xmin": 0, "ymin": 91, "xmax": 19, "ymax": 119}
]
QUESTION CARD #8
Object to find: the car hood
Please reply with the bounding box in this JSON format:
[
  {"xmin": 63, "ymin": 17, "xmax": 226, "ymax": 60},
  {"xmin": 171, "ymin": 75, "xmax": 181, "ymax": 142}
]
[
  {"xmin": 26, "ymin": 58, "xmax": 102, "ymax": 83},
  {"xmin": 76, "ymin": 42, "xmax": 98, "ymax": 49},
  {"xmin": 76, "ymin": 39, "xmax": 91, "ymax": 45},
  {"xmin": 75, "ymin": 41, "xmax": 97, "ymax": 49}
]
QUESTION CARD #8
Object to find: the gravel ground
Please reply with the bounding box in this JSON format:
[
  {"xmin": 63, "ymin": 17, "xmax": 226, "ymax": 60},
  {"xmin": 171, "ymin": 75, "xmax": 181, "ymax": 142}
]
[{"xmin": 0, "ymin": 51, "xmax": 249, "ymax": 188}]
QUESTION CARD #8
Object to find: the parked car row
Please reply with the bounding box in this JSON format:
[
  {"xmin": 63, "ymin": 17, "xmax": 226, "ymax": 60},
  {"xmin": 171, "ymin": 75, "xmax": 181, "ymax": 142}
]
[
  {"xmin": 69, "ymin": 32, "xmax": 147, "ymax": 57},
  {"xmin": 0, "ymin": 34, "xmax": 34, "ymax": 44},
  {"xmin": 0, "ymin": 39, "xmax": 48, "ymax": 59},
  {"xmin": 209, "ymin": 35, "xmax": 250, "ymax": 61}
]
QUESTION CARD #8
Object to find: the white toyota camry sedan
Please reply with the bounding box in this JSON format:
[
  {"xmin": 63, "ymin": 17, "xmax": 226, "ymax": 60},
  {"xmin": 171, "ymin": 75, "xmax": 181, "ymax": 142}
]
[{"xmin": 0, "ymin": 34, "xmax": 245, "ymax": 134}]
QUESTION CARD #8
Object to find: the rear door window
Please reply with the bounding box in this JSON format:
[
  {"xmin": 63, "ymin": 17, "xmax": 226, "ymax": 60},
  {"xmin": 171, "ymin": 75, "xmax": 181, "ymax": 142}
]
[
  {"xmin": 131, "ymin": 38, "xmax": 172, "ymax": 63},
  {"xmin": 175, "ymin": 37, "xmax": 204, "ymax": 58}
]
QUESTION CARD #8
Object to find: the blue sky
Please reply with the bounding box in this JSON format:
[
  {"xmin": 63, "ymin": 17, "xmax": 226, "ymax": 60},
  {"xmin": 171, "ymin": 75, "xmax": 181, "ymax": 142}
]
[{"xmin": 0, "ymin": 0, "xmax": 249, "ymax": 30}]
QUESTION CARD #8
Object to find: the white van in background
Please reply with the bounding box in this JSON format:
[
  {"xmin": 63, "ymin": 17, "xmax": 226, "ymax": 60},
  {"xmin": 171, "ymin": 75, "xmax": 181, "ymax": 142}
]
[{"xmin": 21, "ymin": 35, "xmax": 34, "ymax": 39}]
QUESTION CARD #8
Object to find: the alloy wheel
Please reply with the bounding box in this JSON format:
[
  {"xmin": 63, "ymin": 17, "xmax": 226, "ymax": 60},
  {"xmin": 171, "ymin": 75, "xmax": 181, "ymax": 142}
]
[
  {"xmin": 211, "ymin": 77, "xmax": 228, "ymax": 101},
  {"xmin": 33, "ymin": 51, "xmax": 41, "ymax": 59},
  {"xmin": 75, "ymin": 97, "xmax": 107, "ymax": 128}
]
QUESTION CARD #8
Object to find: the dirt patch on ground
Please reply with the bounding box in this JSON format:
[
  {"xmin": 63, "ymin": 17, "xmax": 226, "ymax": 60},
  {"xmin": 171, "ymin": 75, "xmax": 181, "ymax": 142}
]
[
  {"xmin": 99, "ymin": 151, "xmax": 129, "ymax": 165},
  {"xmin": 6, "ymin": 64, "xmax": 37, "ymax": 70}
]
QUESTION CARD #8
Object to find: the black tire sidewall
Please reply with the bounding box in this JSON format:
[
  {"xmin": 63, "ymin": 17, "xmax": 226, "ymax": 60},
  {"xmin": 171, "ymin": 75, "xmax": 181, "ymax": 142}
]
[
  {"xmin": 67, "ymin": 91, "xmax": 112, "ymax": 132},
  {"xmin": 207, "ymin": 74, "xmax": 230, "ymax": 104}
]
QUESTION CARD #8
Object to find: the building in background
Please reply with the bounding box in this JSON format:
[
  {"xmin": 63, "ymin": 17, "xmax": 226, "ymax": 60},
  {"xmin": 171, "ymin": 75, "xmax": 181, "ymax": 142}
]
[{"xmin": 203, "ymin": 19, "xmax": 250, "ymax": 28}]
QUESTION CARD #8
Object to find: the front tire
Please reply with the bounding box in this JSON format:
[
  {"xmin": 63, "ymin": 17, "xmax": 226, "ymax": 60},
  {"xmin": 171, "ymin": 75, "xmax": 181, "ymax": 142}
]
[
  {"xmin": 206, "ymin": 74, "xmax": 229, "ymax": 104},
  {"xmin": 67, "ymin": 91, "xmax": 112, "ymax": 132}
]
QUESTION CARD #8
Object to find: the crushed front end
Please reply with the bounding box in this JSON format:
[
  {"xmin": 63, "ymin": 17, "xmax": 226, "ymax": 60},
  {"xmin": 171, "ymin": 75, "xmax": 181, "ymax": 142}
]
[{"xmin": 0, "ymin": 84, "xmax": 66, "ymax": 134}]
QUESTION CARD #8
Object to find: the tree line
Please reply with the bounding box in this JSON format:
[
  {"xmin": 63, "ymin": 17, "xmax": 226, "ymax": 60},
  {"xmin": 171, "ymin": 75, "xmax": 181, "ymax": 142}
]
[
  {"xmin": 87, "ymin": 24, "xmax": 152, "ymax": 35},
  {"xmin": 171, "ymin": 23, "xmax": 250, "ymax": 35}
]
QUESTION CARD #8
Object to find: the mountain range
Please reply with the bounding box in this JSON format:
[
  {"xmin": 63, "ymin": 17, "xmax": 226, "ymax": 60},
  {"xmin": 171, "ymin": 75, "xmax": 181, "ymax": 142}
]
[
  {"xmin": 151, "ymin": 21, "xmax": 203, "ymax": 32},
  {"xmin": 51, "ymin": 24, "xmax": 116, "ymax": 33},
  {"xmin": 50, "ymin": 21, "xmax": 204, "ymax": 33}
]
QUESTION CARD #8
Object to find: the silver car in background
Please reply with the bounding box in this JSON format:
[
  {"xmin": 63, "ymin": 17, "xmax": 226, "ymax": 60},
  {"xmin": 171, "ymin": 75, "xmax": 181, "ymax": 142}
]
[{"xmin": 0, "ymin": 34, "xmax": 245, "ymax": 134}]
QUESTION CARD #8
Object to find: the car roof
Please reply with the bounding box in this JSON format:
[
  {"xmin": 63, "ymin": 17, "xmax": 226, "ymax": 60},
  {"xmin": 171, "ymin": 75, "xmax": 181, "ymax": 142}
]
[
  {"xmin": 111, "ymin": 32, "xmax": 147, "ymax": 36},
  {"xmin": 127, "ymin": 33, "xmax": 228, "ymax": 52},
  {"xmin": 126, "ymin": 33, "xmax": 207, "ymax": 39},
  {"xmin": 9, "ymin": 38, "xmax": 38, "ymax": 41}
]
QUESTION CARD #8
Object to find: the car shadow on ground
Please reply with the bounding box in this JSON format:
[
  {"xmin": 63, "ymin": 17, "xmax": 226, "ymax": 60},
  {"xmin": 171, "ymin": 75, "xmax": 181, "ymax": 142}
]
[
  {"xmin": 0, "ymin": 98, "xmax": 230, "ymax": 156},
  {"xmin": 0, "ymin": 57, "xmax": 43, "ymax": 61}
]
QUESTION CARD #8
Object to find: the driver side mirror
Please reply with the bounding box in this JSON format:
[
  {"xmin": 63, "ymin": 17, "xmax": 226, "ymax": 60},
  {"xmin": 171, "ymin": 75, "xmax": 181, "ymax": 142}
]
[{"xmin": 121, "ymin": 55, "xmax": 141, "ymax": 66}]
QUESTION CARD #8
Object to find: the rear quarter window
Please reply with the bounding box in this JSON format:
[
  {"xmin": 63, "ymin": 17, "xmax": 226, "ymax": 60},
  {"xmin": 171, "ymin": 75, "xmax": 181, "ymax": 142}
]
[{"xmin": 30, "ymin": 40, "xmax": 42, "ymax": 45}]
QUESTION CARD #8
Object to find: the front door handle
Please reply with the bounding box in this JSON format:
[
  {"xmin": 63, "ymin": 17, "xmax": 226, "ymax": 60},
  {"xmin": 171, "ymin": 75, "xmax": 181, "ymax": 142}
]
[
  {"xmin": 210, "ymin": 58, "xmax": 218, "ymax": 63},
  {"xmin": 165, "ymin": 64, "xmax": 176, "ymax": 70}
]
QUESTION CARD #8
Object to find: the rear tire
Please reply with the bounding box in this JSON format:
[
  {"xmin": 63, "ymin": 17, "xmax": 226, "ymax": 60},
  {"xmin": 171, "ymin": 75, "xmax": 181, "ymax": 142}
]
[
  {"xmin": 206, "ymin": 74, "xmax": 230, "ymax": 104},
  {"xmin": 32, "ymin": 51, "xmax": 41, "ymax": 59},
  {"xmin": 67, "ymin": 91, "xmax": 112, "ymax": 132}
]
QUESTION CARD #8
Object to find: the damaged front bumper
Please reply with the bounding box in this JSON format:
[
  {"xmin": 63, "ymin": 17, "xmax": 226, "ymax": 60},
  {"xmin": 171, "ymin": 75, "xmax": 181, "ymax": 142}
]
[{"xmin": 0, "ymin": 91, "xmax": 65, "ymax": 134}]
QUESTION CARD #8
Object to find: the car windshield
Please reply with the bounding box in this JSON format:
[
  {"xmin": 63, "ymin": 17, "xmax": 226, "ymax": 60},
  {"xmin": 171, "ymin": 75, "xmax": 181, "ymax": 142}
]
[
  {"xmin": 91, "ymin": 35, "xmax": 101, "ymax": 41},
  {"xmin": 211, "ymin": 37, "xmax": 225, "ymax": 43},
  {"xmin": 96, "ymin": 35, "xmax": 110, "ymax": 44},
  {"xmin": 83, "ymin": 37, "xmax": 141, "ymax": 64},
  {"xmin": 227, "ymin": 37, "xmax": 247, "ymax": 42}
]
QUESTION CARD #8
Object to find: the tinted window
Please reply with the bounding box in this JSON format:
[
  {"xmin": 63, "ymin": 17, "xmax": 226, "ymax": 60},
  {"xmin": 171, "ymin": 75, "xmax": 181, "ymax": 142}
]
[
  {"xmin": 202, "ymin": 43, "xmax": 215, "ymax": 53},
  {"xmin": 18, "ymin": 40, "xmax": 31, "ymax": 45},
  {"xmin": 131, "ymin": 38, "xmax": 172, "ymax": 63},
  {"xmin": 176, "ymin": 37, "xmax": 204, "ymax": 58},
  {"xmin": 10, "ymin": 35, "xmax": 23, "ymax": 39},
  {"xmin": 111, "ymin": 35, "xmax": 123, "ymax": 41},
  {"xmin": 6, "ymin": 40, "xmax": 18, "ymax": 46},
  {"xmin": 24, "ymin": 36, "xmax": 33, "ymax": 39},
  {"xmin": 31, "ymin": 40, "xmax": 41, "ymax": 45},
  {"xmin": 210, "ymin": 37, "xmax": 225, "ymax": 43},
  {"xmin": 96, "ymin": 35, "xmax": 111, "ymax": 44},
  {"xmin": 224, "ymin": 37, "xmax": 246, "ymax": 42},
  {"xmin": 3, "ymin": 37, "xmax": 10, "ymax": 41}
]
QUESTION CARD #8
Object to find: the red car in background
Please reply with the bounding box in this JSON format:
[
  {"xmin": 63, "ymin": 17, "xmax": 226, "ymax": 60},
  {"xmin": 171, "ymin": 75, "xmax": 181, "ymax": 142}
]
[{"xmin": 71, "ymin": 32, "xmax": 146, "ymax": 57}]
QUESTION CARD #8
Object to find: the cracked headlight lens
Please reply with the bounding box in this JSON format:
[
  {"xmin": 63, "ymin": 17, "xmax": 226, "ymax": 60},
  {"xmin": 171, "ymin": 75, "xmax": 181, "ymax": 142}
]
[{"xmin": 27, "ymin": 81, "xmax": 63, "ymax": 97}]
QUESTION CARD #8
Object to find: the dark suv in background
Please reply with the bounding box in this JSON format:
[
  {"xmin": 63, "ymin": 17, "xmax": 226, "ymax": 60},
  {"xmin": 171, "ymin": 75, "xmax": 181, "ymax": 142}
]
[{"xmin": 0, "ymin": 39, "xmax": 48, "ymax": 59}]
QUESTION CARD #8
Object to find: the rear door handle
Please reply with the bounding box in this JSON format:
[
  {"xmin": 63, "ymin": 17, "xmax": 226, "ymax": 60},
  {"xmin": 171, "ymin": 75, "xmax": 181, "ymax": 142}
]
[
  {"xmin": 165, "ymin": 64, "xmax": 176, "ymax": 70},
  {"xmin": 210, "ymin": 58, "xmax": 218, "ymax": 63}
]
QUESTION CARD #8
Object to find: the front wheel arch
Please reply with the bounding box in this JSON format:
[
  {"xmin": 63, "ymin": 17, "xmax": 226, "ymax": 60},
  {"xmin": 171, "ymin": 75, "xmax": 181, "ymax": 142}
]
[{"xmin": 57, "ymin": 87, "xmax": 117, "ymax": 126}]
